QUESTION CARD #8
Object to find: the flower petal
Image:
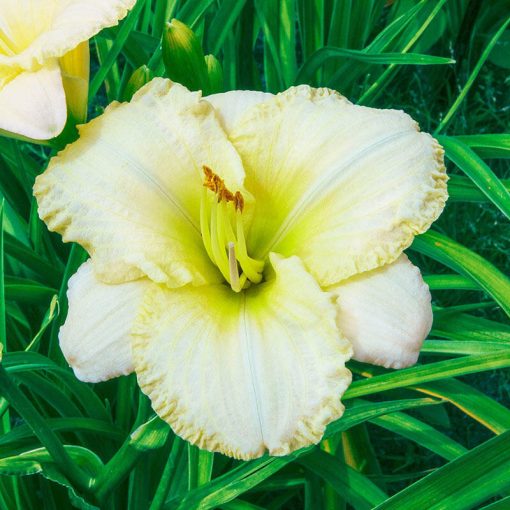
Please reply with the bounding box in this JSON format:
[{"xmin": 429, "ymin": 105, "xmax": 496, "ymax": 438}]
[
  {"xmin": 132, "ymin": 254, "xmax": 352, "ymax": 459},
  {"xmin": 0, "ymin": 60, "xmax": 66, "ymax": 140},
  {"xmin": 35, "ymin": 79, "xmax": 246, "ymax": 287},
  {"xmin": 0, "ymin": 0, "xmax": 136, "ymax": 70},
  {"xmin": 230, "ymin": 85, "xmax": 447, "ymax": 286},
  {"xmin": 60, "ymin": 260, "xmax": 151, "ymax": 383},
  {"xmin": 330, "ymin": 254, "xmax": 432, "ymax": 369},
  {"xmin": 206, "ymin": 90, "xmax": 273, "ymax": 133}
]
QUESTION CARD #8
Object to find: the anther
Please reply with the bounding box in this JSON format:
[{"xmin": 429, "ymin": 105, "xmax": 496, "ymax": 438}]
[{"xmin": 234, "ymin": 191, "xmax": 244, "ymax": 212}]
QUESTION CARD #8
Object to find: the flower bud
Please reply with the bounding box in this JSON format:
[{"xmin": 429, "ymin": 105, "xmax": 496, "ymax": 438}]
[
  {"xmin": 205, "ymin": 55, "xmax": 224, "ymax": 94},
  {"xmin": 162, "ymin": 19, "xmax": 209, "ymax": 93},
  {"xmin": 122, "ymin": 65, "xmax": 153, "ymax": 102},
  {"xmin": 60, "ymin": 41, "xmax": 90, "ymax": 125}
]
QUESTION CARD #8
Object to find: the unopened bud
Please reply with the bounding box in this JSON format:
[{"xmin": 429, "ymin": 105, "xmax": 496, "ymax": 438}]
[
  {"xmin": 122, "ymin": 65, "xmax": 153, "ymax": 102},
  {"xmin": 60, "ymin": 41, "xmax": 90, "ymax": 124},
  {"xmin": 205, "ymin": 54, "xmax": 223, "ymax": 94},
  {"xmin": 162, "ymin": 19, "xmax": 209, "ymax": 93}
]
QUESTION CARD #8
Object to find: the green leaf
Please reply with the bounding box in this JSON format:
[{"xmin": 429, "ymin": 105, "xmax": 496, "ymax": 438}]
[
  {"xmin": 480, "ymin": 495, "xmax": 510, "ymax": 509},
  {"xmin": 423, "ymin": 273, "xmax": 480, "ymax": 290},
  {"xmin": 4, "ymin": 278, "xmax": 57, "ymax": 305},
  {"xmin": 253, "ymin": 0, "xmax": 285, "ymax": 91},
  {"xmin": 432, "ymin": 311, "xmax": 510, "ymax": 342},
  {"xmin": 448, "ymin": 175, "xmax": 510, "ymax": 202},
  {"xmin": 130, "ymin": 415, "xmax": 170, "ymax": 452},
  {"xmin": 206, "ymin": 0, "xmax": 248, "ymax": 56},
  {"xmin": 149, "ymin": 436, "xmax": 186, "ymax": 510},
  {"xmin": 414, "ymin": 379, "xmax": 510, "ymax": 434},
  {"xmin": 325, "ymin": 398, "xmax": 441, "ymax": 437},
  {"xmin": 435, "ymin": 17, "xmax": 510, "ymax": 134},
  {"xmin": 89, "ymin": 0, "xmax": 148, "ymax": 100},
  {"xmin": 25, "ymin": 295, "xmax": 58, "ymax": 352},
  {"xmin": 0, "ymin": 446, "xmax": 101, "ymax": 510},
  {"xmin": 453, "ymin": 134, "xmax": 510, "ymax": 159},
  {"xmin": 0, "ymin": 365, "xmax": 93, "ymax": 493},
  {"xmin": 374, "ymin": 430, "xmax": 510, "ymax": 509},
  {"xmin": 295, "ymin": 46, "xmax": 454, "ymax": 85},
  {"xmin": 3, "ymin": 351, "xmax": 110, "ymax": 422},
  {"xmin": 438, "ymin": 135, "xmax": 510, "ymax": 219},
  {"xmin": 0, "ymin": 445, "xmax": 103, "ymax": 477},
  {"xmin": 167, "ymin": 398, "xmax": 439, "ymax": 510},
  {"xmin": 422, "ymin": 339, "xmax": 509, "ymax": 356},
  {"xmin": 298, "ymin": 449, "xmax": 388, "ymax": 510},
  {"xmin": 0, "ymin": 417, "xmax": 123, "ymax": 446},
  {"xmin": 411, "ymin": 230, "xmax": 510, "ymax": 316},
  {"xmin": 369, "ymin": 409, "xmax": 467, "ymax": 460},
  {"xmin": 177, "ymin": 0, "xmax": 215, "ymax": 27},
  {"xmin": 345, "ymin": 351, "xmax": 510, "ymax": 399},
  {"xmin": 4, "ymin": 232, "xmax": 62, "ymax": 287},
  {"xmin": 358, "ymin": 0, "xmax": 449, "ymax": 104}
]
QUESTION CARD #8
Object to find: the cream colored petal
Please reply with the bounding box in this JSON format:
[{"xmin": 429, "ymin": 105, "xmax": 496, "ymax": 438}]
[
  {"xmin": 330, "ymin": 254, "xmax": 432, "ymax": 369},
  {"xmin": 0, "ymin": 0, "xmax": 136, "ymax": 70},
  {"xmin": 0, "ymin": 60, "xmax": 66, "ymax": 139},
  {"xmin": 230, "ymin": 85, "xmax": 447, "ymax": 287},
  {"xmin": 132, "ymin": 254, "xmax": 352, "ymax": 460},
  {"xmin": 35, "ymin": 79, "xmax": 246, "ymax": 287},
  {"xmin": 206, "ymin": 90, "xmax": 273, "ymax": 134},
  {"xmin": 60, "ymin": 260, "xmax": 152, "ymax": 383}
]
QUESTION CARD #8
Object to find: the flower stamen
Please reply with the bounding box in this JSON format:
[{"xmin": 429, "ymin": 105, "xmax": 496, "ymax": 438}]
[
  {"xmin": 200, "ymin": 166, "xmax": 264, "ymax": 292},
  {"xmin": 228, "ymin": 242, "xmax": 241, "ymax": 292}
]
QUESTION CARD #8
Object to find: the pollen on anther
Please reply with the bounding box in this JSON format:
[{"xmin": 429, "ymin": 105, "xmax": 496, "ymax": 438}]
[
  {"xmin": 234, "ymin": 191, "xmax": 244, "ymax": 212},
  {"xmin": 203, "ymin": 165, "xmax": 245, "ymax": 211}
]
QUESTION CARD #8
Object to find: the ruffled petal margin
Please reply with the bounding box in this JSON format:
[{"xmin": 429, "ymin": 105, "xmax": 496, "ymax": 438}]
[
  {"xmin": 228, "ymin": 85, "xmax": 447, "ymax": 287},
  {"xmin": 132, "ymin": 254, "xmax": 352, "ymax": 459},
  {"xmin": 35, "ymin": 79, "xmax": 245, "ymax": 287},
  {"xmin": 206, "ymin": 90, "xmax": 273, "ymax": 134},
  {"xmin": 0, "ymin": 0, "xmax": 136, "ymax": 70}
]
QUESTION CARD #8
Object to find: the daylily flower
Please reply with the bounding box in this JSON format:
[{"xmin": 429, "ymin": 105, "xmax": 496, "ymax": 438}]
[
  {"xmin": 0, "ymin": 0, "xmax": 135, "ymax": 141},
  {"xmin": 34, "ymin": 79, "xmax": 447, "ymax": 459}
]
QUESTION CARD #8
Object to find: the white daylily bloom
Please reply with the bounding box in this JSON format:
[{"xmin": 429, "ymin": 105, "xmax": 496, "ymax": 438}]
[
  {"xmin": 34, "ymin": 79, "xmax": 447, "ymax": 459},
  {"xmin": 0, "ymin": 0, "xmax": 136, "ymax": 140}
]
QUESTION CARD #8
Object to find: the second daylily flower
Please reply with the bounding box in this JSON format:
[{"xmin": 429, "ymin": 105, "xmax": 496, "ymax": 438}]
[
  {"xmin": 34, "ymin": 79, "xmax": 447, "ymax": 459},
  {"xmin": 0, "ymin": 0, "xmax": 135, "ymax": 141}
]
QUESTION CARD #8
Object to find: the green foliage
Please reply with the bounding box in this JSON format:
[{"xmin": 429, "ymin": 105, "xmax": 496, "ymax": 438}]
[{"xmin": 0, "ymin": 0, "xmax": 509, "ymax": 508}]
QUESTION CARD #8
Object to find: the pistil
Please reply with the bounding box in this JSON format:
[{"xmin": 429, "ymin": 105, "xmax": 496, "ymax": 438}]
[{"xmin": 200, "ymin": 166, "xmax": 264, "ymax": 292}]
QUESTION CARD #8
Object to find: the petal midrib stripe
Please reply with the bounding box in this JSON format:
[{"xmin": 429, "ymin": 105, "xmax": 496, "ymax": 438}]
[
  {"xmin": 256, "ymin": 129, "xmax": 415, "ymax": 258},
  {"xmin": 97, "ymin": 137, "xmax": 201, "ymax": 235}
]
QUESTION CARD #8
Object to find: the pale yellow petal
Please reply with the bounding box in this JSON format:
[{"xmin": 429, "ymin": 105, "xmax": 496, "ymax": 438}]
[
  {"xmin": 60, "ymin": 260, "xmax": 152, "ymax": 383},
  {"xmin": 35, "ymin": 79, "xmax": 246, "ymax": 287},
  {"xmin": 206, "ymin": 90, "xmax": 273, "ymax": 134},
  {"xmin": 0, "ymin": 0, "xmax": 136, "ymax": 70},
  {"xmin": 330, "ymin": 254, "xmax": 432, "ymax": 369},
  {"xmin": 132, "ymin": 254, "xmax": 352, "ymax": 460},
  {"xmin": 0, "ymin": 60, "xmax": 66, "ymax": 139},
  {"xmin": 229, "ymin": 85, "xmax": 447, "ymax": 286}
]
